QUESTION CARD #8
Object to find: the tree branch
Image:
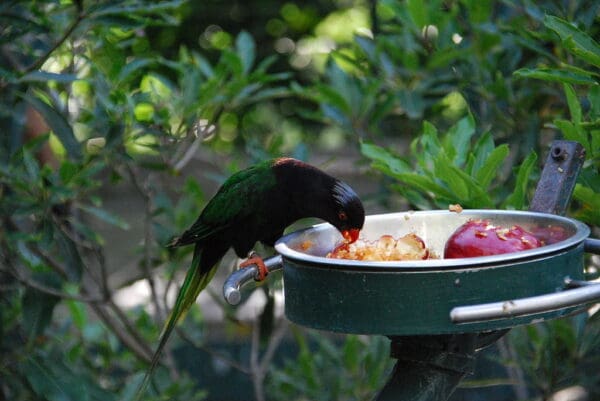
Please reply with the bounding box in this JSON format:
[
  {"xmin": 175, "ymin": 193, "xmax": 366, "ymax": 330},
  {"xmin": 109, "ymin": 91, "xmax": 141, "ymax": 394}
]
[
  {"xmin": 0, "ymin": 263, "xmax": 104, "ymax": 303},
  {"xmin": 89, "ymin": 302, "xmax": 153, "ymax": 364},
  {"xmin": 23, "ymin": 8, "xmax": 86, "ymax": 74},
  {"xmin": 250, "ymin": 315, "xmax": 289, "ymax": 401}
]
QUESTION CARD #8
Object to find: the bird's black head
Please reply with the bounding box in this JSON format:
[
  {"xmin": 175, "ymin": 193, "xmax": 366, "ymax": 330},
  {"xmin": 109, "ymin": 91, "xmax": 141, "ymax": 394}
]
[
  {"xmin": 273, "ymin": 158, "xmax": 365, "ymax": 242},
  {"xmin": 330, "ymin": 180, "xmax": 365, "ymax": 243}
]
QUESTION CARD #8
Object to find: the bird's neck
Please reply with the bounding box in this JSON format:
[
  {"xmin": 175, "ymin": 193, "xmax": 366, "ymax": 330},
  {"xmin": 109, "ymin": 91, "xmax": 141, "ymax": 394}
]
[{"xmin": 274, "ymin": 162, "xmax": 337, "ymax": 220}]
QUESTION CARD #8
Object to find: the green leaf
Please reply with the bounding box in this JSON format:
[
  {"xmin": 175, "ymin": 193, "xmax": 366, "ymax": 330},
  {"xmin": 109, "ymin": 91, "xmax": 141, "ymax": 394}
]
[
  {"xmin": 22, "ymin": 278, "xmax": 60, "ymax": 339},
  {"xmin": 342, "ymin": 336, "xmax": 361, "ymax": 372},
  {"xmin": 66, "ymin": 298, "xmax": 87, "ymax": 331},
  {"xmin": 19, "ymin": 71, "xmax": 79, "ymax": 84},
  {"xmin": 544, "ymin": 15, "xmax": 600, "ymax": 67},
  {"xmin": 502, "ymin": 151, "xmax": 537, "ymax": 210},
  {"xmin": 236, "ymin": 30, "xmax": 256, "ymax": 74},
  {"xmin": 563, "ymin": 83, "xmax": 582, "ymax": 124},
  {"xmin": 21, "ymin": 352, "xmax": 115, "ymax": 401},
  {"xmin": 116, "ymin": 58, "xmax": 154, "ymax": 84},
  {"xmin": 394, "ymin": 172, "xmax": 456, "ymax": 200},
  {"xmin": 22, "ymin": 92, "xmax": 83, "ymax": 161},
  {"xmin": 468, "ymin": 131, "xmax": 495, "ymax": 175},
  {"xmin": 589, "ymin": 85, "xmax": 600, "ymax": 120},
  {"xmin": 59, "ymin": 160, "xmax": 79, "ymax": 184},
  {"xmin": 55, "ymin": 228, "xmax": 84, "ymax": 281},
  {"xmin": 463, "ymin": 0, "xmax": 492, "ymax": 23},
  {"xmin": 23, "ymin": 356, "xmax": 82, "ymax": 401},
  {"xmin": 514, "ymin": 67, "xmax": 596, "ymax": 85},
  {"xmin": 475, "ymin": 144, "xmax": 509, "ymax": 189},
  {"xmin": 554, "ymin": 119, "xmax": 591, "ymax": 155},
  {"xmin": 397, "ymin": 89, "xmax": 424, "ymax": 119},
  {"xmin": 22, "ymin": 148, "xmax": 40, "ymax": 181},
  {"xmin": 407, "ymin": 0, "xmax": 428, "ymax": 27},
  {"xmin": 434, "ymin": 153, "xmax": 470, "ymax": 199},
  {"xmin": 360, "ymin": 141, "xmax": 411, "ymax": 174},
  {"xmin": 573, "ymin": 184, "xmax": 600, "ymax": 226},
  {"xmin": 314, "ymin": 83, "xmax": 351, "ymax": 113},
  {"xmin": 413, "ymin": 121, "xmax": 442, "ymax": 166},
  {"xmin": 89, "ymin": 0, "xmax": 185, "ymax": 18},
  {"xmin": 444, "ymin": 114, "xmax": 475, "ymax": 166},
  {"xmin": 224, "ymin": 51, "xmax": 245, "ymax": 78}
]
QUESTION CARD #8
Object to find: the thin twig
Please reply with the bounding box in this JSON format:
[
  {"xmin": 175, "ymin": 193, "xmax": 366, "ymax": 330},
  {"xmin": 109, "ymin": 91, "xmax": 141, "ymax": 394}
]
[
  {"xmin": 23, "ymin": 8, "xmax": 86, "ymax": 74},
  {"xmin": 106, "ymin": 298, "xmax": 155, "ymax": 356},
  {"xmin": 0, "ymin": 263, "xmax": 103, "ymax": 303},
  {"xmin": 123, "ymin": 163, "xmax": 182, "ymax": 377},
  {"xmin": 124, "ymin": 164, "xmax": 165, "ymax": 322},
  {"xmin": 250, "ymin": 315, "xmax": 289, "ymax": 401},
  {"xmin": 497, "ymin": 336, "xmax": 529, "ymax": 400},
  {"xmin": 250, "ymin": 316, "xmax": 264, "ymax": 401},
  {"xmin": 89, "ymin": 303, "xmax": 153, "ymax": 363},
  {"xmin": 173, "ymin": 137, "xmax": 201, "ymax": 172},
  {"xmin": 31, "ymin": 244, "xmax": 69, "ymax": 280},
  {"xmin": 259, "ymin": 318, "xmax": 289, "ymax": 373}
]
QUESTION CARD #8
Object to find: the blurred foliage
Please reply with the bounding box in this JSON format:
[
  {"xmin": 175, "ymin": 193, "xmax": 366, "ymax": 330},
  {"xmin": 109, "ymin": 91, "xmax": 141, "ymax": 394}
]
[
  {"xmin": 1, "ymin": 1, "xmax": 599, "ymax": 401},
  {"xmin": 361, "ymin": 114, "xmax": 536, "ymax": 210},
  {"xmin": 268, "ymin": 331, "xmax": 392, "ymax": 401}
]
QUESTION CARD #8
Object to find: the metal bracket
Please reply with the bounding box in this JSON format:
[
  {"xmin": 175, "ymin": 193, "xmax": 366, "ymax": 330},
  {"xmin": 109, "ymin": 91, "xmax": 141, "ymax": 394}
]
[{"xmin": 529, "ymin": 140, "xmax": 586, "ymax": 215}]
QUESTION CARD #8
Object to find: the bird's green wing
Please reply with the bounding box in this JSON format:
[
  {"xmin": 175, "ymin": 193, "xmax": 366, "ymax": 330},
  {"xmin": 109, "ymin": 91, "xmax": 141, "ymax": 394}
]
[
  {"xmin": 137, "ymin": 160, "xmax": 278, "ymax": 397},
  {"xmin": 172, "ymin": 160, "xmax": 277, "ymax": 246}
]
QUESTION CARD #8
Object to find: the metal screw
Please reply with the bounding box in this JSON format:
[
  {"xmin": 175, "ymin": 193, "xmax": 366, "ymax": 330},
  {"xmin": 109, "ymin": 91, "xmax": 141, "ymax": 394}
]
[{"xmin": 551, "ymin": 146, "xmax": 567, "ymax": 161}]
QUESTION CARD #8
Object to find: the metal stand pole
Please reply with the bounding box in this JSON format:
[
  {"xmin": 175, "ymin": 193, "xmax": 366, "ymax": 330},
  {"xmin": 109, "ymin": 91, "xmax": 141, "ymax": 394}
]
[{"xmin": 374, "ymin": 335, "xmax": 476, "ymax": 401}]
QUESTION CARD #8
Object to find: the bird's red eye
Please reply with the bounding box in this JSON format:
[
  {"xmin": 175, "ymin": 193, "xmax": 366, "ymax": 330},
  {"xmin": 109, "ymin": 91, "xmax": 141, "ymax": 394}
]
[{"xmin": 338, "ymin": 211, "xmax": 348, "ymax": 221}]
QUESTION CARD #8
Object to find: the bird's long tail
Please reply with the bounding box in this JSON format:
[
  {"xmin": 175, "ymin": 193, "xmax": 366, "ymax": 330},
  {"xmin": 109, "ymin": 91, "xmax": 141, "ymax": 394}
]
[{"xmin": 137, "ymin": 245, "xmax": 217, "ymax": 397}]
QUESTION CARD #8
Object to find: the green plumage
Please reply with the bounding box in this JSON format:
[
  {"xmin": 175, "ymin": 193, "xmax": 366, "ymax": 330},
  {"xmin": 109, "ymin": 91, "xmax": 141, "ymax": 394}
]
[{"xmin": 137, "ymin": 157, "xmax": 364, "ymax": 397}]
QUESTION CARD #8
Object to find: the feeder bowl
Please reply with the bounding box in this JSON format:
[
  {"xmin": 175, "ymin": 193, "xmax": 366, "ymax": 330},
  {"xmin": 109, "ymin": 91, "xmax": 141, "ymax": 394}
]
[
  {"xmin": 225, "ymin": 209, "xmax": 600, "ymax": 336},
  {"xmin": 274, "ymin": 209, "xmax": 599, "ymax": 335}
]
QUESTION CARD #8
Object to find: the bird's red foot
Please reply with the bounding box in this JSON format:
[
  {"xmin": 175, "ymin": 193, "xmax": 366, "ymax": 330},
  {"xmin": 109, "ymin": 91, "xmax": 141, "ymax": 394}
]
[{"xmin": 239, "ymin": 253, "xmax": 268, "ymax": 282}]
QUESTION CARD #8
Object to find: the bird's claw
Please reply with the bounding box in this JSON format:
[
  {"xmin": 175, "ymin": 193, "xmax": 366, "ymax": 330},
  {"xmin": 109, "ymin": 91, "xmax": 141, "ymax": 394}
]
[{"xmin": 239, "ymin": 253, "xmax": 268, "ymax": 282}]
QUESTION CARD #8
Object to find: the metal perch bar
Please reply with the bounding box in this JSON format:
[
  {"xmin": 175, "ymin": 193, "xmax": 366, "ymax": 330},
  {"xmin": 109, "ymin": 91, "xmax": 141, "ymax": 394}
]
[
  {"xmin": 450, "ymin": 278, "xmax": 600, "ymax": 324},
  {"xmin": 223, "ymin": 255, "xmax": 283, "ymax": 305}
]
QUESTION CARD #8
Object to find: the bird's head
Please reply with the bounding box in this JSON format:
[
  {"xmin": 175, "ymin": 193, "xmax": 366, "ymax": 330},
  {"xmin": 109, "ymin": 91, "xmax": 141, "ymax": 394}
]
[
  {"xmin": 330, "ymin": 181, "xmax": 365, "ymax": 243},
  {"xmin": 273, "ymin": 158, "xmax": 365, "ymax": 243}
]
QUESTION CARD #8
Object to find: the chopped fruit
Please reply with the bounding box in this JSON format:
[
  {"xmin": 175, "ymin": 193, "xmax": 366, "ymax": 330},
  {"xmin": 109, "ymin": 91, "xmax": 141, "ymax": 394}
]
[
  {"xmin": 444, "ymin": 219, "xmax": 542, "ymax": 258},
  {"xmin": 342, "ymin": 228, "xmax": 361, "ymax": 244},
  {"xmin": 449, "ymin": 204, "xmax": 463, "ymax": 213},
  {"xmin": 299, "ymin": 240, "xmax": 313, "ymax": 251},
  {"xmin": 530, "ymin": 225, "xmax": 569, "ymax": 245},
  {"xmin": 327, "ymin": 233, "xmax": 432, "ymax": 261}
]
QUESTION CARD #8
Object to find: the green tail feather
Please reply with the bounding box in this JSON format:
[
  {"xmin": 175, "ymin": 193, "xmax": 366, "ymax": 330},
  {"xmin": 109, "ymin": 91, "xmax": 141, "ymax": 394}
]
[{"xmin": 136, "ymin": 245, "xmax": 216, "ymax": 398}]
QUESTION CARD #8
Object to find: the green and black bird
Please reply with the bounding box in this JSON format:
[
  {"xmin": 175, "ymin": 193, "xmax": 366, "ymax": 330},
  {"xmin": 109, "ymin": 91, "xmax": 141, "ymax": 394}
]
[{"xmin": 141, "ymin": 157, "xmax": 365, "ymax": 391}]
